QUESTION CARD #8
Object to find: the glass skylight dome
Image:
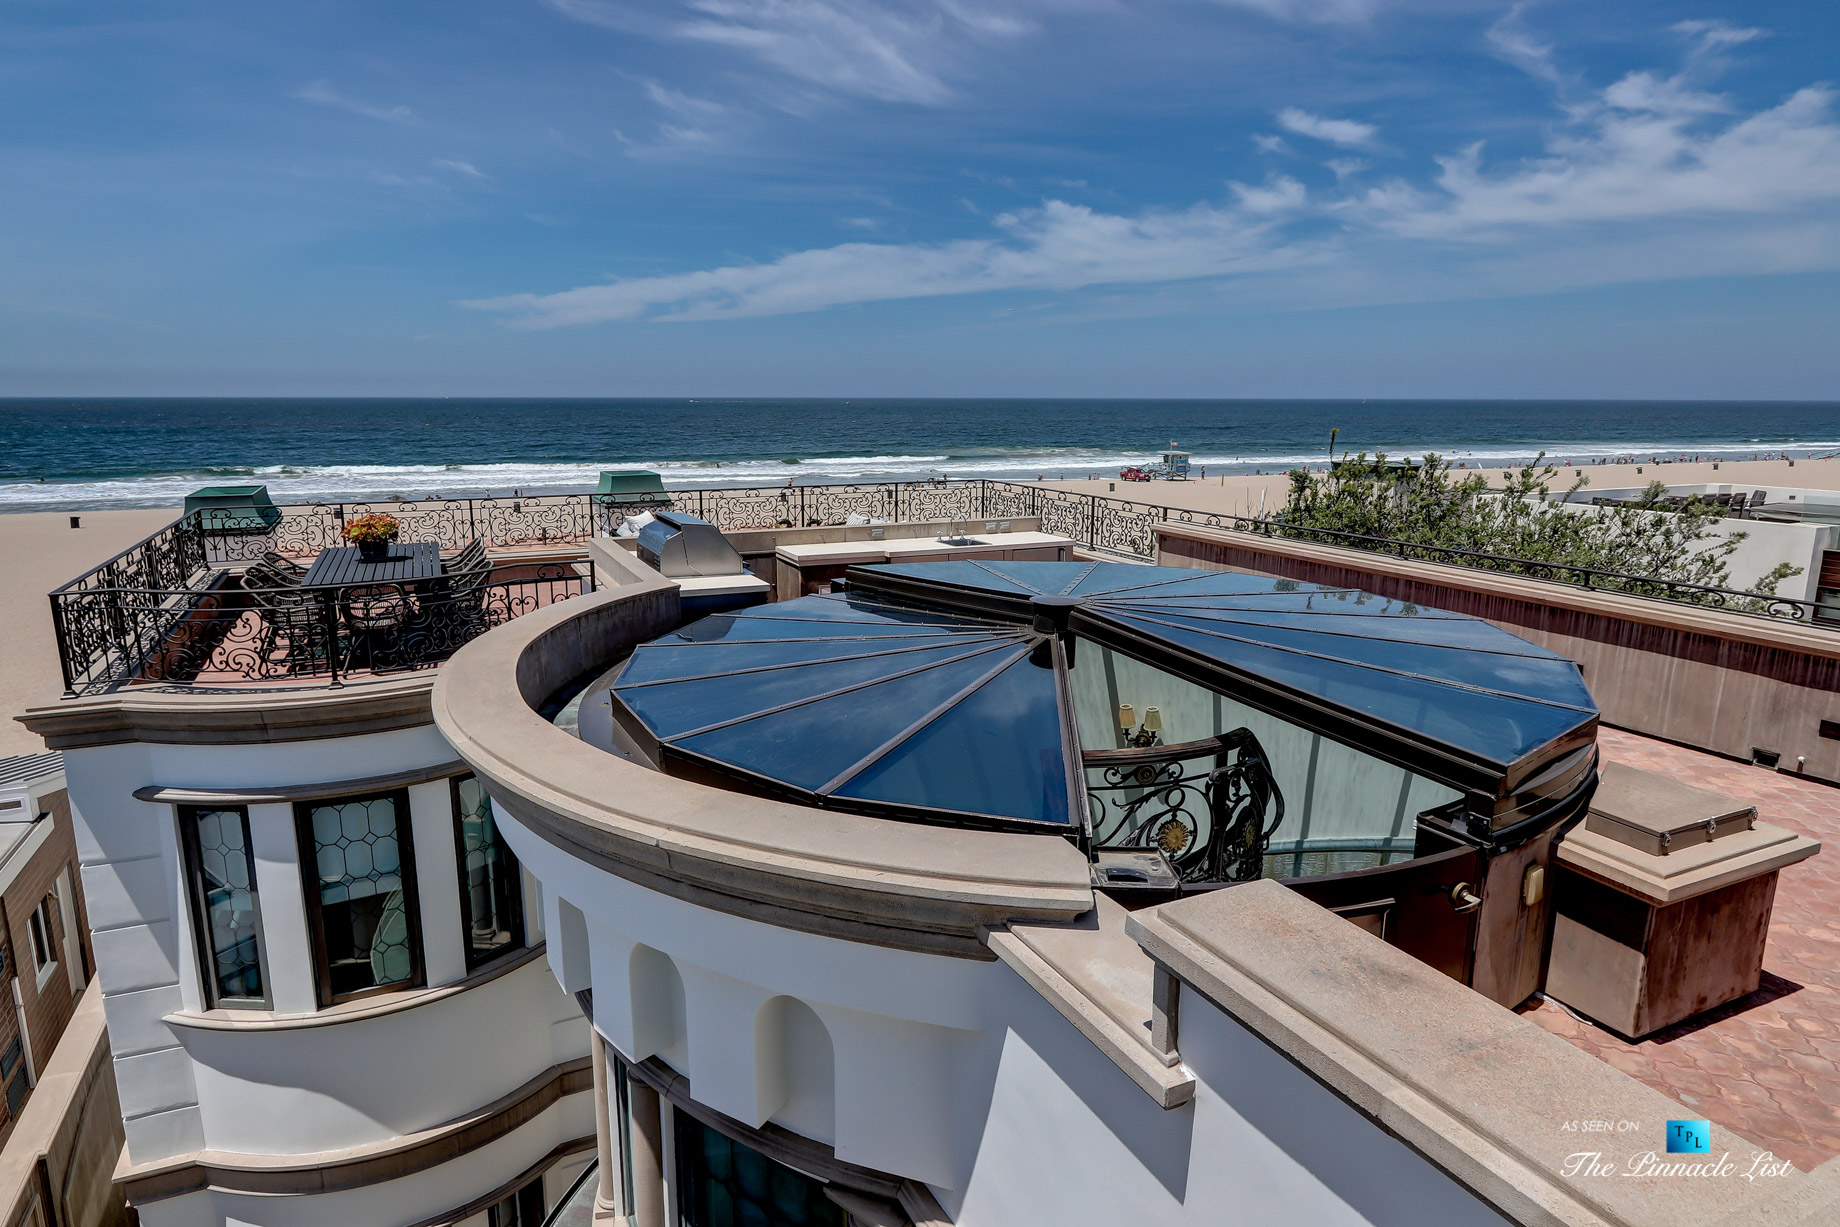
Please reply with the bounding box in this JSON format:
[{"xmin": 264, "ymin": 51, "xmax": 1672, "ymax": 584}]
[{"xmin": 608, "ymin": 561, "xmax": 1600, "ymax": 883}]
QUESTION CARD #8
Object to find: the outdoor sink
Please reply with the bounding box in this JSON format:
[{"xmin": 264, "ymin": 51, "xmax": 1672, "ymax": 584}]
[{"xmin": 935, "ymin": 535, "xmax": 987, "ymax": 546}]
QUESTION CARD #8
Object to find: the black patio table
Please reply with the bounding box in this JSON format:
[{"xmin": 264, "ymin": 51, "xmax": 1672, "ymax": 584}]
[{"xmin": 301, "ymin": 542, "xmax": 445, "ymax": 587}]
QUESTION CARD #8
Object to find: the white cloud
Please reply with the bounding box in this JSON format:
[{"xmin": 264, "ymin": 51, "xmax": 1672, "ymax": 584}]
[
  {"xmin": 460, "ymin": 22, "xmax": 1840, "ymax": 328},
  {"xmin": 1229, "ymin": 175, "xmax": 1306, "ymax": 213},
  {"xmin": 546, "ymin": 0, "xmax": 1033, "ymax": 105},
  {"xmin": 433, "ymin": 159, "xmax": 487, "ymax": 178},
  {"xmin": 1486, "ymin": 4, "xmax": 1559, "ymax": 84},
  {"xmin": 293, "ymin": 81, "xmax": 416, "ymax": 124},
  {"xmin": 1276, "ymin": 106, "xmax": 1375, "ymax": 148},
  {"xmin": 640, "ymin": 79, "xmax": 728, "ymax": 118},
  {"xmin": 1368, "ymin": 65, "xmax": 1840, "ymax": 239},
  {"xmin": 1252, "ymin": 133, "xmax": 1291, "ymax": 155},
  {"xmin": 460, "ymin": 198, "xmax": 1320, "ymax": 326},
  {"xmin": 1208, "ymin": 0, "xmax": 1377, "ymax": 23},
  {"xmin": 1672, "ymin": 19, "xmax": 1767, "ymax": 53}
]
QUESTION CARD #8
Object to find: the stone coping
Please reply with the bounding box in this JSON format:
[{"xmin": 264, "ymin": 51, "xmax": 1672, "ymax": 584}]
[
  {"xmin": 115, "ymin": 1055, "xmax": 593, "ymax": 1203},
  {"xmin": 1154, "ymin": 522, "xmax": 1840, "ymax": 663},
  {"xmin": 725, "ymin": 516, "xmax": 1043, "ymax": 555},
  {"xmin": 775, "ymin": 531, "xmax": 1077, "ymax": 566},
  {"xmin": 18, "ymin": 673, "xmax": 437, "ymax": 750},
  {"xmin": 132, "ymin": 758, "xmax": 470, "ymax": 807},
  {"xmin": 1127, "ymin": 880, "xmax": 1838, "ymax": 1227},
  {"xmin": 431, "ymin": 549, "xmax": 1094, "ymax": 960},
  {"xmin": 164, "ymin": 943, "xmax": 547, "ymax": 1032},
  {"xmin": 1556, "ymin": 824, "xmax": 1820, "ymax": 906},
  {"xmin": 986, "ymin": 895, "xmax": 1195, "ymax": 1108}
]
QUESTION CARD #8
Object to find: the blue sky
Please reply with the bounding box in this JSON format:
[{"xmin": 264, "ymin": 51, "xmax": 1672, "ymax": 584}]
[{"xmin": 3, "ymin": 0, "xmax": 1838, "ymax": 396}]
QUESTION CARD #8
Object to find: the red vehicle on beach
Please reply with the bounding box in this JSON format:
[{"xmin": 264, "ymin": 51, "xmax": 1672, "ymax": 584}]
[{"xmin": 1119, "ymin": 466, "xmax": 1152, "ymax": 482}]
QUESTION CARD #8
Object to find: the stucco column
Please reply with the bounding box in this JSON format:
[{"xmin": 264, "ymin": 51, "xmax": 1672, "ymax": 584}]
[
  {"xmin": 627, "ymin": 1077, "xmax": 668, "ymax": 1227},
  {"xmin": 590, "ymin": 1035, "xmax": 620, "ymax": 1221}
]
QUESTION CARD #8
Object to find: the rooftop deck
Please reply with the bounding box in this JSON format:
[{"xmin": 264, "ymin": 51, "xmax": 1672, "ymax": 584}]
[{"xmin": 1526, "ymin": 725, "xmax": 1840, "ymax": 1170}]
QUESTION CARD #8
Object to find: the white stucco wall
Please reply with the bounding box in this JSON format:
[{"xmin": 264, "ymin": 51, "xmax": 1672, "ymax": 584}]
[
  {"xmin": 1550, "ymin": 489, "xmax": 1837, "ymax": 599},
  {"xmin": 129, "ymin": 1094, "xmax": 595, "ymax": 1227},
  {"xmin": 505, "ymin": 796, "xmax": 1512, "ymax": 1226},
  {"xmin": 948, "ymin": 966, "xmax": 1509, "ymax": 1226},
  {"xmin": 62, "ymin": 719, "xmax": 589, "ymax": 1226}
]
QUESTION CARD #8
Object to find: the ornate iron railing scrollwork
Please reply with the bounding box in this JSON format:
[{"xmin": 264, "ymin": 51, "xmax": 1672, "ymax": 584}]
[
  {"xmin": 52, "ymin": 564, "xmax": 590, "ymax": 694},
  {"xmin": 48, "ymin": 474, "xmax": 1839, "ymax": 695},
  {"xmin": 1084, "ymin": 729, "xmax": 1286, "ymax": 884}
]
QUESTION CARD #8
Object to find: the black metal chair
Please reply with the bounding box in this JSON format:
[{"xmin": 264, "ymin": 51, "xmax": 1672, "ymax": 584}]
[
  {"xmin": 243, "ymin": 560, "xmax": 300, "ymax": 590},
  {"xmin": 399, "ymin": 554, "xmax": 495, "ymax": 662},
  {"xmin": 340, "ymin": 584, "xmax": 413, "ymax": 671},
  {"xmin": 261, "ymin": 550, "xmax": 308, "ymax": 580},
  {"xmin": 246, "ymin": 578, "xmax": 334, "ymax": 675}
]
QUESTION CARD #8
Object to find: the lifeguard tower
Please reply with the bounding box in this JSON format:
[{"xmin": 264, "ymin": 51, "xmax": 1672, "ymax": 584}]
[{"xmin": 1150, "ymin": 444, "xmax": 1191, "ymax": 480}]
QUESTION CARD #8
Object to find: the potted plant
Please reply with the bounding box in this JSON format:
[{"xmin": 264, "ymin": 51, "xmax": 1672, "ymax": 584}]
[{"xmin": 342, "ymin": 513, "xmax": 400, "ymax": 561}]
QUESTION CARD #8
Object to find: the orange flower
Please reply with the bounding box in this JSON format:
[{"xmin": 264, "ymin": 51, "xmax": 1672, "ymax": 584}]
[{"xmin": 341, "ymin": 513, "xmax": 401, "ymax": 544}]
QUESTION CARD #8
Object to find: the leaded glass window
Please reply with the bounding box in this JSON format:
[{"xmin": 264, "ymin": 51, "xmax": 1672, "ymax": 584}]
[
  {"xmin": 295, "ymin": 789, "xmax": 423, "ymax": 1005},
  {"xmin": 674, "ymin": 1111, "xmax": 842, "ymax": 1227},
  {"xmin": 179, "ymin": 806, "xmax": 268, "ymax": 1008},
  {"xmin": 452, "ymin": 775, "xmax": 524, "ymax": 970}
]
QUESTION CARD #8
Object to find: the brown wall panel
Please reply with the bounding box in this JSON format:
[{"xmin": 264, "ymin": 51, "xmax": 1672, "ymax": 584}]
[{"xmin": 1158, "ymin": 527, "xmax": 1840, "ymax": 783}]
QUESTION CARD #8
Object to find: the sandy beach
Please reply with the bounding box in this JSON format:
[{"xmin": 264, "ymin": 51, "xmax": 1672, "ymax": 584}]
[
  {"xmin": 1037, "ymin": 455, "xmax": 1840, "ymax": 518},
  {"xmin": 0, "ymin": 508, "xmax": 179, "ymax": 756},
  {"xmin": 4, "ymin": 454, "xmax": 1836, "ymax": 756}
]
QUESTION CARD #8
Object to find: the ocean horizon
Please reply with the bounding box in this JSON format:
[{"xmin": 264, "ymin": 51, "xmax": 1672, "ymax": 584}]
[{"xmin": 5, "ymin": 397, "xmax": 1840, "ymax": 512}]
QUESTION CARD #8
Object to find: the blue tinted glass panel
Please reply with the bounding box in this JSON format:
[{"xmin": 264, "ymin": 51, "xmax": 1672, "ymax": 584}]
[
  {"xmin": 857, "ymin": 562, "xmax": 1044, "ymax": 595},
  {"xmin": 668, "ymin": 598, "xmax": 985, "ymax": 644},
  {"xmin": 1069, "ymin": 565, "xmax": 1299, "ymax": 597},
  {"xmin": 1103, "ymin": 604, "xmax": 1527, "ymax": 645},
  {"xmin": 969, "ymin": 561, "xmax": 1104, "ymax": 594},
  {"xmin": 621, "ymin": 642, "xmax": 1010, "ymax": 740},
  {"xmin": 835, "ymin": 657, "xmax": 1071, "ymax": 825},
  {"xmin": 1120, "ymin": 609, "xmax": 1595, "ymax": 704},
  {"xmin": 670, "ymin": 618, "xmax": 977, "ymax": 644},
  {"xmin": 744, "ymin": 594, "xmax": 983, "ymax": 627},
  {"xmin": 618, "ymin": 633, "xmax": 1005, "ymax": 686},
  {"xmin": 1101, "ymin": 587, "xmax": 1469, "ymax": 618},
  {"xmin": 1105, "ymin": 614, "xmax": 1592, "ymax": 767},
  {"xmin": 673, "ymin": 649, "xmax": 1026, "ymax": 791}
]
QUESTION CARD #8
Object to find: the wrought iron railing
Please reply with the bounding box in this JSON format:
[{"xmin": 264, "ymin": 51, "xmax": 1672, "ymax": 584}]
[
  {"xmin": 53, "ymin": 563, "xmax": 591, "ymax": 694},
  {"xmin": 193, "ymin": 482, "xmax": 995, "ymax": 565},
  {"xmin": 48, "ymin": 475, "xmax": 1834, "ymax": 695},
  {"xmin": 1085, "ymin": 731, "xmax": 1285, "ymax": 884}
]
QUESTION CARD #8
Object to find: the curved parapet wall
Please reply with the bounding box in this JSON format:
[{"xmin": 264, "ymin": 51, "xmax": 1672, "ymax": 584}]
[{"xmin": 431, "ymin": 546, "xmax": 1094, "ymax": 960}]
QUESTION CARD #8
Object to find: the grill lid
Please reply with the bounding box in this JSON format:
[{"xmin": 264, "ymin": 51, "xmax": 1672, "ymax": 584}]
[{"xmin": 637, "ymin": 512, "xmax": 745, "ymax": 577}]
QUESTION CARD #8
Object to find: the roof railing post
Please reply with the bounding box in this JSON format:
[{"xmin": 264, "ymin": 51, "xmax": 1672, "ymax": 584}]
[
  {"xmin": 51, "ymin": 594, "xmax": 76, "ymax": 697},
  {"xmin": 323, "ymin": 588, "xmax": 342, "ymax": 688}
]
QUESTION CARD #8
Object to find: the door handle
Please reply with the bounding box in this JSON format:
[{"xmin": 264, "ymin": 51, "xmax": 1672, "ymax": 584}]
[{"xmin": 1448, "ymin": 882, "xmax": 1483, "ymax": 913}]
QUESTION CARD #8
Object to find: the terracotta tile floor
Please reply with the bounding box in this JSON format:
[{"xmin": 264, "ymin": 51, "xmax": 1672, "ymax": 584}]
[{"xmin": 1521, "ymin": 727, "xmax": 1840, "ymax": 1171}]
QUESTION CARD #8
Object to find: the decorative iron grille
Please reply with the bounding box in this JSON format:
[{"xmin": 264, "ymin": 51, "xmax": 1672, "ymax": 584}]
[
  {"xmin": 46, "ymin": 476, "xmax": 1832, "ymax": 696},
  {"xmin": 1085, "ymin": 730, "xmax": 1286, "ymax": 884}
]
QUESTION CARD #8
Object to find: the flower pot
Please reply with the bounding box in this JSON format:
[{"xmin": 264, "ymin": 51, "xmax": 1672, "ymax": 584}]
[{"xmin": 358, "ymin": 539, "xmax": 391, "ymax": 562}]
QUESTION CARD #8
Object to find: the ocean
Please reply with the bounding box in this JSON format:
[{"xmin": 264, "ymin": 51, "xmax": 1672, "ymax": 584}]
[{"xmin": 3, "ymin": 398, "xmax": 1839, "ymax": 511}]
